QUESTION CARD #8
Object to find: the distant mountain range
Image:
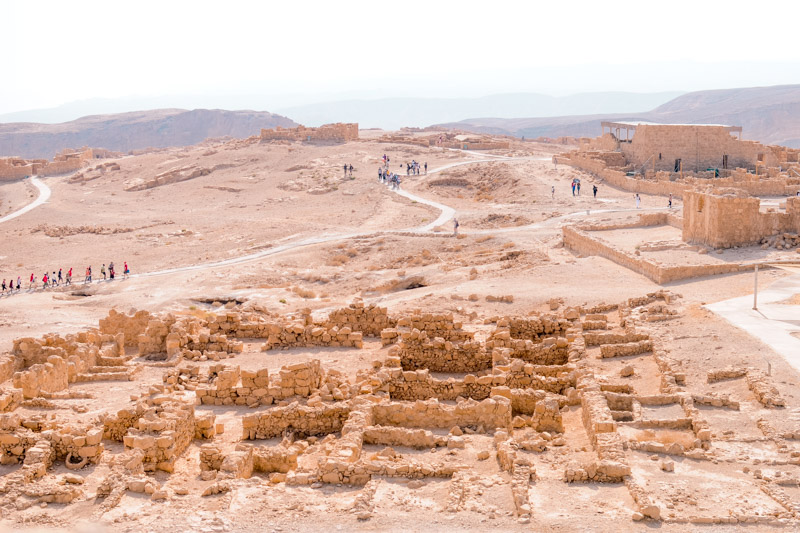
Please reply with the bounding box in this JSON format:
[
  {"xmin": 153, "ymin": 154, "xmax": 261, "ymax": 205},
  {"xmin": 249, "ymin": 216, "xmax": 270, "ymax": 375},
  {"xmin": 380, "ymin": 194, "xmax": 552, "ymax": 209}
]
[
  {"xmin": 276, "ymin": 92, "xmax": 684, "ymax": 130},
  {"xmin": 0, "ymin": 109, "xmax": 296, "ymax": 159},
  {"xmin": 2, "ymin": 84, "xmax": 799, "ymax": 158},
  {"xmin": 436, "ymin": 85, "xmax": 800, "ymax": 148}
]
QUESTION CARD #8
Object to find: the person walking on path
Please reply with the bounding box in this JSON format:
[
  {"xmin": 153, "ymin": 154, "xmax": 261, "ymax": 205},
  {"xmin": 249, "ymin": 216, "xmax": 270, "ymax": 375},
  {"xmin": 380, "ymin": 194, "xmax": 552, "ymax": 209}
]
[
  {"xmin": 66, "ymin": 268, "xmax": 72, "ymax": 285},
  {"xmin": 16, "ymin": 277, "xmax": 20, "ymax": 291},
  {"xmin": 85, "ymin": 266, "xmax": 92, "ymax": 284},
  {"xmin": 593, "ymin": 185, "xmax": 598, "ymax": 198},
  {"xmin": 343, "ymin": 164, "xmax": 348, "ymax": 177},
  {"xmin": 576, "ymin": 180, "xmax": 581, "ymax": 196},
  {"xmin": 635, "ymin": 194, "xmax": 641, "ymax": 209},
  {"xmin": 571, "ymin": 180, "xmax": 576, "ymax": 196},
  {"xmin": 29, "ymin": 273, "xmax": 34, "ymax": 290},
  {"xmin": 551, "ymin": 185, "xmax": 555, "ymax": 199},
  {"xmin": 58, "ymin": 269, "xmax": 63, "ymax": 285},
  {"xmin": 109, "ymin": 262, "xmax": 115, "ymax": 280},
  {"xmin": 424, "ymin": 162, "xmax": 427, "ymax": 174},
  {"xmin": 124, "ymin": 262, "xmax": 130, "ymax": 279},
  {"xmin": 101, "ymin": 264, "xmax": 106, "ymax": 280},
  {"xmin": 668, "ymin": 194, "xmax": 673, "ymax": 209},
  {"xmin": 52, "ymin": 271, "xmax": 57, "ymax": 287},
  {"xmin": 453, "ymin": 218, "xmax": 460, "ymax": 236}
]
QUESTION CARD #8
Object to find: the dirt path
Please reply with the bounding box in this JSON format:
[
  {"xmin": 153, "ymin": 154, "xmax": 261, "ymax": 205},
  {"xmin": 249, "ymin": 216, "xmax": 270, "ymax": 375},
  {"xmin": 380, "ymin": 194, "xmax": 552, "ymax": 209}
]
[{"xmin": 0, "ymin": 176, "xmax": 50, "ymax": 224}]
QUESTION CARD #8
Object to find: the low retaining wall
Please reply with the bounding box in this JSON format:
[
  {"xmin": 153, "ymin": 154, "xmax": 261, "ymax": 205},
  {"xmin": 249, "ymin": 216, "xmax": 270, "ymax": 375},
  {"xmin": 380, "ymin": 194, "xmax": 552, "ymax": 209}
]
[{"xmin": 563, "ymin": 225, "xmax": 752, "ymax": 284}]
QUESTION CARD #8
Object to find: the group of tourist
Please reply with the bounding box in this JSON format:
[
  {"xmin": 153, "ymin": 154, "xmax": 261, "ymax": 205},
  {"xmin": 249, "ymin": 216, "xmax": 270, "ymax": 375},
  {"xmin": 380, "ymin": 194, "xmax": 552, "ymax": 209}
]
[
  {"xmin": 405, "ymin": 160, "xmax": 426, "ymax": 176},
  {"xmin": 85, "ymin": 261, "xmax": 129, "ymax": 283},
  {"xmin": 561, "ymin": 180, "xmax": 601, "ymax": 199},
  {"xmin": 378, "ymin": 167, "xmax": 402, "ymax": 190},
  {"xmin": 377, "ymin": 154, "xmax": 405, "ymax": 190},
  {"xmin": 342, "ymin": 163, "xmax": 354, "ymax": 177},
  {"xmin": 0, "ymin": 261, "xmax": 130, "ymax": 296},
  {"xmin": 571, "ymin": 178, "xmax": 582, "ymax": 196}
]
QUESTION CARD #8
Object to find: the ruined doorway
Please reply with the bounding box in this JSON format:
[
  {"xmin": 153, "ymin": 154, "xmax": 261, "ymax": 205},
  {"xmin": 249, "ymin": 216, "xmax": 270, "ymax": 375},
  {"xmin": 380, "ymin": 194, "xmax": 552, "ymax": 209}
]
[
  {"xmin": 722, "ymin": 155, "xmax": 728, "ymax": 170},
  {"xmin": 674, "ymin": 159, "xmax": 681, "ymax": 172}
]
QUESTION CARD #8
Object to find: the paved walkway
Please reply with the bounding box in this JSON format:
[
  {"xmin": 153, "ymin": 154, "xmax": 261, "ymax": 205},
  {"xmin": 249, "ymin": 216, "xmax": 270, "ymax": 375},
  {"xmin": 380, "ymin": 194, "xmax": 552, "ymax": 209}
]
[
  {"xmin": 0, "ymin": 176, "xmax": 49, "ymax": 224},
  {"xmin": 706, "ymin": 273, "xmax": 800, "ymax": 372}
]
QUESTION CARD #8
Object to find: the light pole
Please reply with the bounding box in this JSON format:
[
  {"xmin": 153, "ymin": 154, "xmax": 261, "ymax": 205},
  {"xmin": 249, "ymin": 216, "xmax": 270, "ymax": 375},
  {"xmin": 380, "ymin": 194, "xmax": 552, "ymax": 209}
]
[{"xmin": 753, "ymin": 263, "xmax": 759, "ymax": 311}]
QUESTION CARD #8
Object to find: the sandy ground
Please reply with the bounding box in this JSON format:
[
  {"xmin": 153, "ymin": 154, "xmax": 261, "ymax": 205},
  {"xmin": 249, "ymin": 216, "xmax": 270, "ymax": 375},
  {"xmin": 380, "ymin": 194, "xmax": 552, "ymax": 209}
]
[
  {"xmin": 0, "ymin": 178, "xmax": 37, "ymax": 218},
  {"xmin": 1, "ymin": 135, "xmax": 800, "ymax": 531}
]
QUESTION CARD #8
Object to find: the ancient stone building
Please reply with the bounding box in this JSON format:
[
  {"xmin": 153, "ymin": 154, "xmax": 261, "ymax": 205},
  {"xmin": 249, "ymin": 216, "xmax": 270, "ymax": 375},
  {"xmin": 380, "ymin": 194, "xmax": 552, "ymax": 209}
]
[
  {"xmin": 600, "ymin": 122, "xmax": 796, "ymax": 173},
  {"xmin": 682, "ymin": 190, "xmax": 800, "ymax": 248},
  {"xmin": 260, "ymin": 123, "xmax": 358, "ymax": 143},
  {"xmin": 0, "ymin": 147, "xmax": 94, "ymax": 181},
  {"xmin": 0, "ymin": 157, "xmax": 38, "ymax": 180}
]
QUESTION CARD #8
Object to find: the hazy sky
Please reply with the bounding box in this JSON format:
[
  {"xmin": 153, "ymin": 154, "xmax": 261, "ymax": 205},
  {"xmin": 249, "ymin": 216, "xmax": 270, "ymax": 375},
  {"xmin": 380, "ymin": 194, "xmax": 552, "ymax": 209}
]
[{"xmin": 4, "ymin": 0, "xmax": 800, "ymax": 114}]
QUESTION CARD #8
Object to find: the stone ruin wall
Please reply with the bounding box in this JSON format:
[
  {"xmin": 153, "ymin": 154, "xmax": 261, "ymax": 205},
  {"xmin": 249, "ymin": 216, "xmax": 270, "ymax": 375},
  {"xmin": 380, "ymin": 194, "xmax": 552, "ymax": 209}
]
[
  {"xmin": 621, "ymin": 124, "xmax": 786, "ymax": 172},
  {"xmin": 440, "ymin": 140, "xmax": 511, "ymax": 150},
  {"xmin": 195, "ymin": 359, "xmax": 346, "ymax": 408},
  {"xmin": 562, "ymin": 217, "xmax": 754, "ymax": 283},
  {"xmin": 260, "ymin": 123, "xmax": 358, "ymax": 143},
  {"xmin": 556, "ymin": 150, "xmax": 799, "ymax": 200},
  {"xmin": 0, "ymin": 158, "xmax": 37, "ymax": 180},
  {"xmin": 375, "ymin": 135, "xmax": 432, "ymax": 147},
  {"xmin": 0, "ymin": 148, "xmax": 94, "ymax": 181},
  {"xmin": 683, "ymin": 190, "xmax": 800, "ymax": 248},
  {"xmin": 557, "ymin": 125, "xmax": 800, "ymax": 201}
]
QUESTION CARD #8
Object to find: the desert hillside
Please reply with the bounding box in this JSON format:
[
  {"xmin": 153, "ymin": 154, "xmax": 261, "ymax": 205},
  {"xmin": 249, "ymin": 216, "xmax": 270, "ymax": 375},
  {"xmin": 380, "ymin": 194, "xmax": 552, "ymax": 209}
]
[
  {"xmin": 0, "ymin": 109, "xmax": 297, "ymax": 158},
  {"xmin": 439, "ymin": 84, "xmax": 800, "ymax": 148}
]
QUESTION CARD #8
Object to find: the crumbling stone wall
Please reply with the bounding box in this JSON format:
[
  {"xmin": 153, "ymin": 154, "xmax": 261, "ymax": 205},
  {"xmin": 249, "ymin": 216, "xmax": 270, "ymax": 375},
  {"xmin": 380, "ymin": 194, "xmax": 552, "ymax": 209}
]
[
  {"xmin": 12, "ymin": 356, "xmax": 68, "ymax": 399},
  {"xmin": 7, "ymin": 329, "xmax": 134, "ymax": 398},
  {"xmin": 0, "ymin": 148, "xmax": 93, "ymax": 180},
  {"xmin": 242, "ymin": 402, "xmax": 351, "ymax": 439},
  {"xmin": 0, "ymin": 157, "xmax": 37, "ymax": 180},
  {"xmin": 200, "ymin": 441, "xmax": 303, "ymax": 476},
  {"xmin": 325, "ymin": 302, "xmax": 395, "ymax": 336},
  {"xmin": 99, "ymin": 309, "xmax": 152, "ymax": 347},
  {"xmin": 0, "ymin": 414, "xmax": 104, "ymax": 467},
  {"xmin": 362, "ymin": 426, "xmax": 444, "ymax": 448},
  {"xmin": 371, "ymin": 397, "xmax": 512, "ymax": 431},
  {"xmin": 396, "ymin": 333, "xmax": 489, "ymax": 373},
  {"xmin": 196, "ymin": 360, "xmax": 333, "ymax": 407},
  {"xmin": 260, "ymin": 123, "xmax": 358, "ymax": 143},
  {"xmin": 397, "ymin": 313, "xmax": 475, "ymax": 342},
  {"xmin": 121, "ymin": 394, "xmax": 199, "ymax": 473},
  {"xmin": 487, "ymin": 337, "xmax": 569, "ymax": 365},
  {"xmin": 683, "ymin": 190, "xmax": 800, "ymax": 248},
  {"xmin": 504, "ymin": 316, "xmax": 570, "ymax": 341},
  {"xmin": 707, "ymin": 367, "xmax": 785, "ymax": 408}
]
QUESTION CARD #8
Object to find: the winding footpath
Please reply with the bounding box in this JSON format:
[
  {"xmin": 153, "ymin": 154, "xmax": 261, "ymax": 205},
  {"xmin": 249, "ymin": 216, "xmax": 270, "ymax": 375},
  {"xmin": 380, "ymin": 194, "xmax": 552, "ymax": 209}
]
[{"xmin": 0, "ymin": 176, "xmax": 50, "ymax": 224}]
